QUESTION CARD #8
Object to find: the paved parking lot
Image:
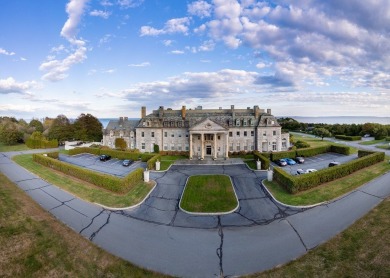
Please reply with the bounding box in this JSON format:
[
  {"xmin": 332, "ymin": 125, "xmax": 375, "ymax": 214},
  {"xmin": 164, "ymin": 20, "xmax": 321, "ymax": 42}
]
[
  {"xmin": 274, "ymin": 152, "xmax": 358, "ymax": 176},
  {"xmin": 59, "ymin": 153, "xmax": 147, "ymax": 177}
]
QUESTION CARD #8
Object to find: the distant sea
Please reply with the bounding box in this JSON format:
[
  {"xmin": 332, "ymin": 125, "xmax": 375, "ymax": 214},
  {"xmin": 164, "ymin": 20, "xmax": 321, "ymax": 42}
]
[{"xmin": 284, "ymin": 116, "xmax": 390, "ymax": 125}]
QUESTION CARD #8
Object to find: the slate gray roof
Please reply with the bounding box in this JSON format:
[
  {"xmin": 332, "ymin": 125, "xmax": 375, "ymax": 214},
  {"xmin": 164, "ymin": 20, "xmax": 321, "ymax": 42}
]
[{"xmin": 103, "ymin": 118, "xmax": 140, "ymax": 135}]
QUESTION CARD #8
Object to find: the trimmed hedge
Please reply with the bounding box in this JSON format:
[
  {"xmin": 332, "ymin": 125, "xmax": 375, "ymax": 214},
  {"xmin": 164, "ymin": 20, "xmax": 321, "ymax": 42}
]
[
  {"xmin": 159, "ymin": 151, "xmax": 189, "ymax": 156},
  {"xmin": 69, "ymin": 147, "xmax": 140, "ymax": 160},
  {"xmin": 147, "ymin": 154, "xmax": 162, "ymax": 170},
  {"xmin": 253, "ymin": 151, "xmax": 270, "ymax": 170},
  {"xmin": 296, "ymin": 145, "xmax": 331, "ymax": 157},
  {"xmin": 33, "ymin": 153, "xmax": 145, "ymax": 193},
  {"xmin": 46, "ymin": 152, "xmax": 59, "ymax": 159},
  {"xmin": 335, "ymin": 135, "xmax": 361, "ymax": 141},
  {"xmin": 274, "ymin": 151, "xmax": 385, "ymax": 193},
  {"xmin": 26, "ymin": 138, "xmax": 58, "ymax": 149},
  {"xmin": 271, "ymin": 150, "xmax": 296, "ymax": 161},
  {"xmin": 330, "ymin": 145, "xmax": 351, "ymax": 155}
]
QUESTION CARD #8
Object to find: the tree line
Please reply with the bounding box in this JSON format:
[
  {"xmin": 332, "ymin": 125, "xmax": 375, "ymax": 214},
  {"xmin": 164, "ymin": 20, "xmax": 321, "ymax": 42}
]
[
  {"xmin": 279, "ymin": 117, "xmax": 390, "ymax": 140},
  {"xmin": 0, "ymin": 114, "xmax": 103, "ymax": 145}
]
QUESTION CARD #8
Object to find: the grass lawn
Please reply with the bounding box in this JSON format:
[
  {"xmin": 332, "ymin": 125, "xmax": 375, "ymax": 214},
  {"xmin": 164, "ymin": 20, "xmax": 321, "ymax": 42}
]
[
  {"xmin": 0, "ymin": 142, "xmax": 31, "ymax": 152},
  {"xmin": 0, "ymin": 173, "xmax": 168, "ymax": 278},
  {"xmin": 359, "ymin": 139, "xmax": 385, "ymax": 145},
  {"xmin": 13, "ymin": 154, "xmax": 153, "ymax": 208},
  {"xmin": 180, "ymin": 175, "xmax": 238, "ymax": 213},
  {"xmin": 376, "ymin": 144, "xmax": 390, "ymax": 150},
  {"xmin": 159, "ymin": 155, "xmax": 187, "ymax": 170},
  {"xmin": 264, "ymin": 159, "xmax": 390, "ymax": 206},
  {"xmin": 293, "ymin": 133, "xmax": 358, "ymax": 153}
]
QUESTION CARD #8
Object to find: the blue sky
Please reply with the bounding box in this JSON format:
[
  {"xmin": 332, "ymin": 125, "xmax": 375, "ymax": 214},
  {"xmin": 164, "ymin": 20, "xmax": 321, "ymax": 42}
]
[{"xmin": 1, "ymin": 0, "xmax": 389, "ymax": 119}]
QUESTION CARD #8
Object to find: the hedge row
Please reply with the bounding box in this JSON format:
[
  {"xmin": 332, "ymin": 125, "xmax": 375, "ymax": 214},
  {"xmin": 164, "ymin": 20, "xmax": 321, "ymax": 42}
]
[
  {"xmin": 296, "ymin": 145, "xmax": 331, "ymax": 157},
  {"xmin": 358, "ymin": 150, "xmax": 376, "ymax": 158},
  {"xmin": 253, "ymin": 151, "xmax": 270, "ymax": 170},
  {"xmin": 33, "ymin": 153, "xmax": 144, "ymax": 193},
  {"xmin": 46, "ymin": 152, "xmax": 59, "ymax": 159},
  {"xmin": 335, "ymin": 135, "xmax": 361, "ymax": 141},
  {"xmin": 330, "ymin": 145, "xmax": 351, "ymax": 155},
  {"xmin": 271, "ymin": 150, "xmax": 296, "ymax": 161},
  {"xmin": 26, "ymin": 138, "xmax": 58, "ymax": 149},
  {"xmin": 159, "ymin": 151, "xmax": 189, "ymax": 156},
  {"xmin": 274, "ymin": 151, "xmax": 385, "ymax": 193},
  {"xmin": 147, "ymin": 154, "xmax": 162, "ymax": 170}
]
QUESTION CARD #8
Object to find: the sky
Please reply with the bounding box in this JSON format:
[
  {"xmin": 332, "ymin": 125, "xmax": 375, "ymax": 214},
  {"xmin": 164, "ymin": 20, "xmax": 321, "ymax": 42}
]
[{"xmin": 0, "ymin": 0, "xmax": 389, "ymax": 120}]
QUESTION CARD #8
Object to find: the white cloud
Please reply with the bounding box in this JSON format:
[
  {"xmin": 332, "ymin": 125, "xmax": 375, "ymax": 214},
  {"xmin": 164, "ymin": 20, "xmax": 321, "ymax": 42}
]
[
  {"xmin": 171, "ymin": 50, "xmax": 185, "ymax": 55},
  {"xmin": 40, "ymin": 0, "xmax": 89, "ymax": 81},
  {"xmin": 0, "ymin": 77, "xmax": 39, "ymax": 95},
  {"xmin": 90, "ymin": 10, "xmax": 111, "ymax": 19},
  {"xmin": 100, "ymin": 0, "xmax": 113, "ymax": 6},
  {"xmin": 188, "ymin": 0, "xmax": 212, "ymax": 18},
  {"xmin": 163, "ymin": 40, "xmax": 173, "ymax": 46},
  {"xmin": 0, "ymin": 48, "xmax": 15, "ymax": 56},
  {"xmin": 128, "ymin": 62, "xmax": 151, "ymax": 67},
  {"xmin": 117, "ymin": 0, "xmax": 144, "ymax": 9},
  {"xmin": 140, "ymin": 17, "xmax": 191, "ymax": 36}
]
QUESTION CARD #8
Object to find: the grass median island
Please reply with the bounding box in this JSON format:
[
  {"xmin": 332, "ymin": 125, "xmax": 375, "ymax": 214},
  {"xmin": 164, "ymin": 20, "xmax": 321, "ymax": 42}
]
[
  {"xmin": 180, "ymin": 175, "xmax": 238, "ymax": 213},
  {"xmin": 264, "ymin": 158, "xmax": 390, "ymax": 206},
  {"xmin": 13, "ymin": 154, "xmax": 153, "ymax": 207}
]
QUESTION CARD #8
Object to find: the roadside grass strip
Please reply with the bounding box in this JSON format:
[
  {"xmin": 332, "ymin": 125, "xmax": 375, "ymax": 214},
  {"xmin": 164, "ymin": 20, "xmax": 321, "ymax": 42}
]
[
  {"xmin": 180, "ymin": 175, "xmax": 238, "ymax": 213},
  {"xmin": 0, "ymin": 142, "xmax": 31, "ymax": 152},
  {"xmin": 13, "ymin": 154, "xmax": 153, "ymax": 207},
  {"xmin": 159, "ymin": 155, "xmax": 187, "ymax": 170}
]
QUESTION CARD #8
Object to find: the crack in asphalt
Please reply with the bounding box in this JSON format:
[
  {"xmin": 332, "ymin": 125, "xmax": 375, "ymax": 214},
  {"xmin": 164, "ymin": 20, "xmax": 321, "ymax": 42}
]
[
  {"xmin": 79, "ymin": 209, "xmax": 106, "ymax": 234},
  {"xmin": 358, "ymin": 189, "xmax": 385, "ymax": 200},
  {"xmin": 89, "ymin": 211, "xmax": 112, "ymax": 241},
  {"xmin": 49, "ymin": 198, "xmax": 76, "ymax": 211},
  {"xmin": 286, "ymin": 219, "xmax": 308, "ymax": 251},
  {"xmin": 216, "ymin": 216, "xmax": 224, "ymax": 277},
  {"xmin": 24, "ymin": 184, "xmax": 51, "ymax": 192},
  {"xmin": 15, "ymin": 177, "xmax": 40, "ymax": 183}
]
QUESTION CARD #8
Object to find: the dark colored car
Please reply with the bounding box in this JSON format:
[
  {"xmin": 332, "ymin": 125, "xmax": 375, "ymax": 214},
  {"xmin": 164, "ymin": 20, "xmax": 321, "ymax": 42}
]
[
  {"xmin": 99, "ymin": 154, "xmax": 111, "ymax": 161},
  {"xmin": 295, "ymin": 157, "xmax": 305, "ymax": 164},
  {"xmin": 122, "ymin": 159, "xmax": 133, "ymax": 166},
  {"xmin": 275, "ymin": 159, "xmax": 287, "ymax": 166},
  {"xmin": 329, "ymin": 161, "xmax": 340, "ymax": 167}
]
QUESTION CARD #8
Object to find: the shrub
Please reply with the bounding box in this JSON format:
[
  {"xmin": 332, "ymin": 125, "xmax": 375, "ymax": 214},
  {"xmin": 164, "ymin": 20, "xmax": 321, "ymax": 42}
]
[
  {"xmin": 274, "ymin": 151, "xmax": 385, "ymax": 193},
  {"xmin": 46, "ymin": 152, "xmax": 59, "ymax": 159},
  {"xmin": 147, "ymin": 154, "xmax": 161, "ymax": 170},
  {"xmin": 153, "ymin": 144, "xmax": 160, "ymax": 153},
  {"xmin": 271, "ymin": 150, "xmax": 296, "ymax": 161},
  {"xmin": 26, "ymin": 138, "xmax": 58, "ymax": 149},
  {"xmin": 335, "ymin": 135, "xmax": 361, "ymax": 141},
  {"xmin": 68, "ymin": 147, "xmax": 140, "ymax": 160},
  {"xmin": 253, "ymin": 151, "xmax": 270, "ymax": 170},
  {"xmin": 294, "ymin": 140, "xmax": 310, "ymax": 149},
  {"xmin": 159, "ymin": 151, "xmax": 189, "ymax": 156},
  {"xmin": 330, "ymin": 145, "xmax": 351, "ymax": 155}
]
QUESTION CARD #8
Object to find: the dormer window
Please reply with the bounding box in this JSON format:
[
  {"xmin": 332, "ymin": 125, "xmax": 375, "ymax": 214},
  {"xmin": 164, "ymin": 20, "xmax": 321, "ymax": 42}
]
[
  {"xmin": 243, "ymin": 119, "xmax": 247, "ymax": 126},
  {"xmin": 236, "ymin": 119, "xmax": 240, "ymax": 126}
]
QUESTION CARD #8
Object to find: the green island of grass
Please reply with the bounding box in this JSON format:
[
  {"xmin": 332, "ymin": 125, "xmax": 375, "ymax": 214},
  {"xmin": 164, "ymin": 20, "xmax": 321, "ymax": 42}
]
[{"xmin": 180, "ymin": 175, "xmax": 238, "ymax": 213}]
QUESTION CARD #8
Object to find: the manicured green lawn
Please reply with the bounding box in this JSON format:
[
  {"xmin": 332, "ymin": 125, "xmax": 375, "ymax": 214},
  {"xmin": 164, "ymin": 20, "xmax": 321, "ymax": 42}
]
[
  {"xmin": 264, "ymin": 159, "xmax": 390, "ymax": 206},
  {"xmin": 0, "ymin": 142, "xmax": 31, "ymax": 152},
  {"xmin": 180, "ymin": 175, "xmax": 238, "ymax": 213},
  {"xmin": 159, "ymin": 155, "xmax": 187, "ymax": 170},
  {"xmin": 376, "ymin": 144, "xmax": 390, "ymax": 150},
  {"xmin": 13, "ymin": 154, "xmax": 153, "ymax": 207}
]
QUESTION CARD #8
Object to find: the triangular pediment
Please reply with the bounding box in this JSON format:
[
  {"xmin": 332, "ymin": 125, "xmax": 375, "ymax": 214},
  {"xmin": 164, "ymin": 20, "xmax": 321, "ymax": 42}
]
[{"xmin": 189, "ymin": 118, "xmax": 227, "ymax": 132}]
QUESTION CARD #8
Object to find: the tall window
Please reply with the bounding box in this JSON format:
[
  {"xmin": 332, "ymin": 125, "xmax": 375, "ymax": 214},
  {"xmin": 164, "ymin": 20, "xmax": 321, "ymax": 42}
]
[
  {"xmin": 273, "ymin": 130, "xmax": 276, "ymax": 136},
  {"xmin": 236, "ymin": 131, "xmax": 240, "ymax": 136},
  {"xmin": 236, "ymin": 143, "xmax": 240, "ymax": 151},
  {"xmin": 164, "ymin": 132, "xmax": 167, "ymax": 137},
  {"xmin": 141, "ymin": 132, "xmax": 144, "ymax": 137},
  {"xmin": 272, "ymin": 142, "xmax": 277, "ymax": 151},
  {"xmin": 141, "ymin": 143, "xmax": 145, "ymax": 150},
  {"xmin": 251, "ymin": 130, "xmax": 254, "ymax": 136},
  {"xmin": 244, "ymin": 131, "xmax": 247, "ymax": 137},
  {"xmin": 229, "ymin": 132, "xmax": 233, "ymax": 137},
  {"xmin": 151, "ymin": 132, "xmax": 155, "ymax": 137}
]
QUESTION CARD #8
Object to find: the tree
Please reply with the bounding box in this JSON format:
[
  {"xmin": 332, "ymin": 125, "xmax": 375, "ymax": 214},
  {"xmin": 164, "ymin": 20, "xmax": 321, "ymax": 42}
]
[
  {"xmin": 372, "ymin": 126, "xmax": 388, "ymax": 140},
  {"xmin": 48, "ymin": 115, "xmax": 73, "ymax": 142},
  {"xmin": 153, "ymin": 143, "xmax": 160, "ymax": 153},
  {"xmin": 312, "ymin": 128, "xmax": 332, "ymax": 140},
  {"xmin": 29, "ymin": 119, "xmax": 44, "ymax": 133},
  {"xmin": 73, "ymin": 113, "xmax": 103, "ymax": 142},
  {"xmin": 115, "ymin": 138, "xmax": 127, "ymax": 150},
  {"xmin": 0, "ymin": 121, "xmax": 24, "ymax": 145}
]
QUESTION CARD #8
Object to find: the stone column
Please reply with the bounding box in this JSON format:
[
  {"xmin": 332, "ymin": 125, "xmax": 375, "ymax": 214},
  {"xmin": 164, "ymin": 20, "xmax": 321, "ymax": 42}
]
[
  {"xmin": 225, "ymin": 132, "xmax": 229, "ymax": 159},
  {"xmin": 189, "ymin": 132, "xmax": 193, "ymax": 159},
  {"xmin": 213, "ymin": 133, "xmax": 217, "ymax": 159},
  {"xmin": 201, "ymin": 133, "xmax": 204, "ymax": 159}
]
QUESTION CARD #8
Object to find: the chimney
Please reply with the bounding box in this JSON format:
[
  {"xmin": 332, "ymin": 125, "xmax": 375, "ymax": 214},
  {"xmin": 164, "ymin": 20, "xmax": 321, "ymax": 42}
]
[
  {"xmin": 254, "ymin": 105, "xmax": 260, "ymax": 118},
  {"xmin": 231, "ymin": 105, "xmax": 235, "ymax": 120},
  {"xmin": 141, "ymin": 106, "xmax": 146, "ymax": 118},
  {"xmin": 181, "ymin": 105, "xmax": 186, "ymax": 119},
  {"xmin": 159, "ymin": 106, "xmax": 164, "ymax": 119},
  {"xmin": 124, "ymin": 117, "xmax": 128, "ymax": 121},
  {"xmin": 267, "ymin": 109, "xmax": 272, "ymax": 115}
]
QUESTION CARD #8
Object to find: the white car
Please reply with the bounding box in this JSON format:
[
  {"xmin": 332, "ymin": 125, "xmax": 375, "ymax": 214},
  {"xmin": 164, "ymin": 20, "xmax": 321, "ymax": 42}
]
[
  {"xmin": 297, "ymin": 168, "xmax": 317, "ymax": 175},
  {"xmin": 305, "ymin": 169, "xmax": 317, "ymax": 173}
]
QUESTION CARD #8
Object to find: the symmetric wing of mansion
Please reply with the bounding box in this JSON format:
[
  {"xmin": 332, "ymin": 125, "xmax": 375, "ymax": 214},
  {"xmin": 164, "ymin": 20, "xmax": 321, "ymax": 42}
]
[{"xmin": 103, "ymin": 105, "xmax": 290, "ymax": 159}]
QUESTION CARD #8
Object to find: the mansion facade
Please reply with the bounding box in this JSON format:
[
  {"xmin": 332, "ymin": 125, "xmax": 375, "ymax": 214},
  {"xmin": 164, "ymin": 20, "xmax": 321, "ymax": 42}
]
[{"xmin": 102, "ymin": 105, "xmax": 290, "ymax": 159}]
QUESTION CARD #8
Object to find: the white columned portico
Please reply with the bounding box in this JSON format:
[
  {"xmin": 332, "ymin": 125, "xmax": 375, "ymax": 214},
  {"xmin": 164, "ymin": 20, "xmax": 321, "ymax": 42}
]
[
  {"xmin": 225, "ymin": 133, "xmax": 229, "ymax": 159},
  {"xmin": 213, "ymin": 132, "xmax": 217, "ymax": 159},
  {"xmin": 189, "ymin": 133, "xmax": 193, "ymax": 159}
]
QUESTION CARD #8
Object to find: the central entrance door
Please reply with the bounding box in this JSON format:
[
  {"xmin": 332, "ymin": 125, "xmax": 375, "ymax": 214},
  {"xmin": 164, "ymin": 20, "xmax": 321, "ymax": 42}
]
[{"xmin": 206, "ymin": 145, "xmax": 212, "ymax": 155}]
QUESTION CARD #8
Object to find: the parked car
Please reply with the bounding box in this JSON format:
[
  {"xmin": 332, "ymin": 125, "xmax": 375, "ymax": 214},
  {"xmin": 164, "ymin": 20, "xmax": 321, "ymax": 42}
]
[
  {"xmin": 99, "ymin": 154, "xmax": 111, "ymax": 161},
  {"xmin": 285, "ymin": 158, "xmax": 296, "ymax": 165},
  {"xmin": 275, "ymin": 159, "xmax": 287, "ymax": 166},
  {"xmin": 122, "ymin": 159, "xmax": 133, "ymax": 166},
  {"xmin": 306, "ymin": 169, "xmax": 317, "ymax": 173},
  {"xmin": 363, "ymin": 134, "xmax": 370, "ymax": 138},
  {"xmin": 328, "ymin": 161, "xmax": 340, "ymax": 167},
  {"xmin": 295, "ymin": 156, "xmax": 305, "ymax": 164},
  {"xmin": 297, "ymin": 169, "xmax": 305, "ymax": 175},
  {"xmin": 297, "ymin": 168, "xmax": 317, "ymax": 175}
]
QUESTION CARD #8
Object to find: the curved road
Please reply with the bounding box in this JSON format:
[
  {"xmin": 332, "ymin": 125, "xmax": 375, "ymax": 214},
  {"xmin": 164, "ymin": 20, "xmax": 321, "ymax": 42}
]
[{"xmin": 1, "ymin": 149, "xmax": 389, "ymax": 277}]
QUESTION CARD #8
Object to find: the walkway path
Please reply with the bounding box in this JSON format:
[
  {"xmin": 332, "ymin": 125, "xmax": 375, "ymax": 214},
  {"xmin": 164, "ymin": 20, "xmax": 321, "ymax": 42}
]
[{"xmin": 1, "ymin": 149, "xmax": 389, "ymax": 277}]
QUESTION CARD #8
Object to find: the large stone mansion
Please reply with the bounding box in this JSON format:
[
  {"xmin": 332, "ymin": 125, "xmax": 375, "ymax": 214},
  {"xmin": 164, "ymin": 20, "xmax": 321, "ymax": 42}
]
[{"xmin": 102, "ymin": 105, "xmax": 290, "ymax": 159}]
